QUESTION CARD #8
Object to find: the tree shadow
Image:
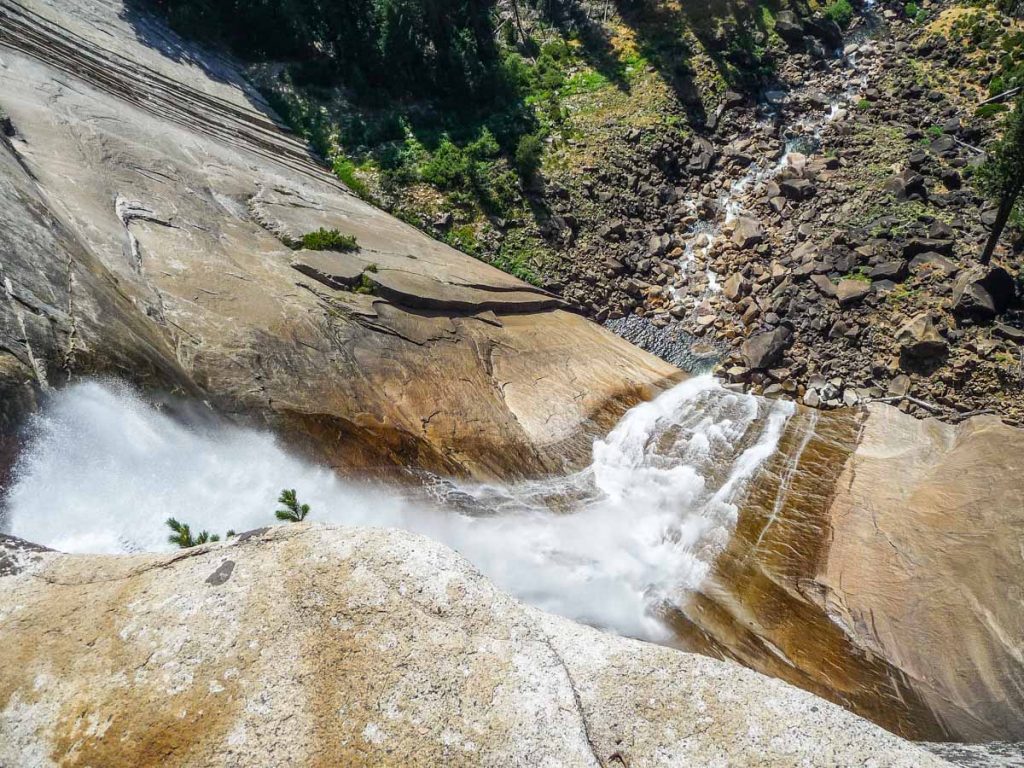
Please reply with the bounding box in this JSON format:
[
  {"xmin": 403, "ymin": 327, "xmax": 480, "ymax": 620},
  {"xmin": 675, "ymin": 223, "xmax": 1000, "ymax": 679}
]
[
  {"xmin": 536, "ymin": 0, "xmax": 632, "ymax": 92},
  {"xmin": 611, "ymin": 0, "xmax": 791, "ymax": 129},
  {"xmin": 120, "ymin": 1, "xmax": 249, "ymax": 90}
]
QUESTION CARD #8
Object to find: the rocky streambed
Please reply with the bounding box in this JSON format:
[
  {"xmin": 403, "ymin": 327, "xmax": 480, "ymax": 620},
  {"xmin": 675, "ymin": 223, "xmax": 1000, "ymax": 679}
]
[
  {"xmin": 538, "ymin": 0, "xmax": 1024, "ymax": 425},
  {"xmin": 1, "ymin": 0, "xmax": 1023, "ymax": 764}
]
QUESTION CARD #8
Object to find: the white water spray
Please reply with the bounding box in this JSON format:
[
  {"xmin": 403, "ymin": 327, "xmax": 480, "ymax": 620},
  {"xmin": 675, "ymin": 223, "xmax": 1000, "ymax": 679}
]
[{"xmin": 2, "ymin": 377, "xmax": 793, "ymax": 641}]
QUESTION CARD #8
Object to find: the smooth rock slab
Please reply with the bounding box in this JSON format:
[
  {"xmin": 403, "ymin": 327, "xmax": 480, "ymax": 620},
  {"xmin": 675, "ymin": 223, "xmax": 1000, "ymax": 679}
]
[{"xmin": 0, "ymin": 526, "xmax": 949, "ymax": 767}]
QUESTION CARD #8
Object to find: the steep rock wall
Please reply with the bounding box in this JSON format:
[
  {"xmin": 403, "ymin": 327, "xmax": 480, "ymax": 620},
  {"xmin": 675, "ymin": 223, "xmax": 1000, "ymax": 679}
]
[{"xmin": 0, "ymin": 0, "xmax": 680, "ymax": 480}]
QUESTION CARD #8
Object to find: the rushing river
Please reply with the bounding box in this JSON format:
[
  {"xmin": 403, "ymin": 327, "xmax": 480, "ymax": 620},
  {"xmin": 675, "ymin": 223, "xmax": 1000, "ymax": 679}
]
[{"xmin": 1, "ymin": 377, "xmax": 793, "ymax": 641}]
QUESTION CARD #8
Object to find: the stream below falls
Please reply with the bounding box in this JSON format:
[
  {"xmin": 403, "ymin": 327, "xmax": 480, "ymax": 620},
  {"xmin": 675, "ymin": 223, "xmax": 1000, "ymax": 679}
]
[{"xmin": 0, "ymin": 376, "xmax": 793, "ymax": 643}]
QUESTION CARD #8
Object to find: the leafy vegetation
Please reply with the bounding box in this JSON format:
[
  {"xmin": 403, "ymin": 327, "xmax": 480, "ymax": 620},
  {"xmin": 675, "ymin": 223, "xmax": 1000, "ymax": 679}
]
[
  {"xmin": 150, "ymin": 0, "xmax": 507, "ymax": 107},
  {"xmin": 149, "ymin": 0, "xmax": 801, "ymax": 289},
  {"xmin": 903, "ymin": 1, "xmax": 927, "ymax": 23},
  {"xmin": 824, "ymin": 0, "xmax": 855, "ymax": 29},
  {"xmin": 949, "ymin": 7, "xmax": 1024, "ymax": 95},
  {"xmin": 333, "ymin": 158, "xmax": 371, "ymax": 199},
  {"xmin": 514, "ymin": 133, "xmax": 544, "ymax": 180},
  {"xmin": 276, "ymin": 489, "xmax": 311, "ymax": 522},
  {"xmin": 299, "ymin": 228, "xmax": 359, "ymax": 252},
  {"xmin": 166, "ymin": 517, "xmax": 220, "ymax": 548},
  {"xmin": 976, "ymin": 94, "xmax": 1024, "ymax": 263}
]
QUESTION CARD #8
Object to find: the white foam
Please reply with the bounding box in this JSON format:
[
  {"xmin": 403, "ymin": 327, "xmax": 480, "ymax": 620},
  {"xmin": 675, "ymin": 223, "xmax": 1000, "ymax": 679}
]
[{"xmin": 2, "ymin": 376, "xmax": 793, "ymax": 640}]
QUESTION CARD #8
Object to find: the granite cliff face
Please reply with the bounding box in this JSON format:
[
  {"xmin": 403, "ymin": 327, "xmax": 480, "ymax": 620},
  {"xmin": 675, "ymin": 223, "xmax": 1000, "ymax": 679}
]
[
  {"xmin": 2, "ymin": 0, "xmax": 1024, "ymax": 761},
  {"xmin": 0, "ymin": 0, "xmax": 679, "ymax": 481},
  {"xmin": 0, "ymin": 526, "xmax": 952, "ymax": 767}
]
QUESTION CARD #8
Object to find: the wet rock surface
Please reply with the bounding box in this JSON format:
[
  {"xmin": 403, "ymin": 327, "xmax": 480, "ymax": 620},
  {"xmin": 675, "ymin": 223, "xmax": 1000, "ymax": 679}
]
[{"xmin": 674, "ymin": 403, "xmax": 1024, "ymax": 744}]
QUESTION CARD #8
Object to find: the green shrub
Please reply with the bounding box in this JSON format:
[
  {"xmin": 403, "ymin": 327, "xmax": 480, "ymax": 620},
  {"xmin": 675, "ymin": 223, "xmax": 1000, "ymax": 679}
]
[
  {"xmin": 856, "ymin": 98, "xmax": 872, "ymax": 110},
  {"xmin": 421, "ymin": 137, "xmax": 476, "ymax": 191},
  {"xmin": 904, "ymin": 1, "xmax": 926, "ymax": 22},
  {"xmin": 333, "ymin": 158, "xmax": 371, "ymax": 199},
  {"xmin": 153, "ymin": 0, "xmax": 508, "ymax": 108},
  {"xmin": 299, "ymin": 228, "xmax": 359, "ymax": 252},
  {"xmin": 977, "ymin": 103, "xmax": 1011, "ymax": 119},
  {"xmin": 824, "ymin": 0, "xmax": 854, "ymax": 29},
  {"xmin": 353, "ymin": 271, "xmax": 376, "ymax": 294},
  {"xmin": 514, "ymin": 133, "xmax": 544, "ymax": 179},
  {"xmin": 444, "ymin": 224, "xmax": 480, "ymax": 256}
]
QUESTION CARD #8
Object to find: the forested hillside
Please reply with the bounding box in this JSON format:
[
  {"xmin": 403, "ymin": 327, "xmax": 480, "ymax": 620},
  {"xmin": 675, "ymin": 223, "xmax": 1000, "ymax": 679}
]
[{"xmin": 148, "ymin": 0, "xmax": 1024, "ymax": 424}]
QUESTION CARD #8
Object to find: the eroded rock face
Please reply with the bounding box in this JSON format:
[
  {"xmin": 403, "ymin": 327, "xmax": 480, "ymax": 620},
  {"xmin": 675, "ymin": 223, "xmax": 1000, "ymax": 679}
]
[
  {"xmin": 674, "ymin": 405, "xmax": 1024, "ymax": 743},
  {"xmin": 0, "ymin": 0, "xmax": 679, "ymax": 481},
  {"xmin": 0, "ymin": 525, "xmax": 950, "ymax": 767}
]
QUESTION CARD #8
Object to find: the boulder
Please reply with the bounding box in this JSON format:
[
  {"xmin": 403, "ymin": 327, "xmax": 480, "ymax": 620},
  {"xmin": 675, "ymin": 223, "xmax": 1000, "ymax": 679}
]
[
  {"xmin": 884, "ymin": 171, "xmax": 928, "ymax": 201},
  {"xmin": 723, "ymin": 273, "xmax": 750, "ymax": 301},
  {"xmin": 740, "ymin": 326, "xmax": 793, "ymax": 369},
  {"xmin": 902, "ymin": 238, "xmax": 954, "ymax": 259},
  {"xmin": 811, "ymin": 273, "xmax": 837, "ymax": 297},
  {"xmin": 993, "ymin": 323, "xmax": 1024, "ymax": 344},
  {"xmin": 731, "ymin": 216, "xmax": 764, "ymax": 249},
  {"xmin": 779, "ymin": 178, "xmax": 816, "ymax": 201},
  {"xmin": 774, "ymin": 10, "xmax": 806, "ymax": 47},
  {"xmin": 909, "ymin": 252, "xmax": 959, "ymax": 277},
  {"xmin": 897, "ymin": 313, "xmax": 948, "ymax": 361},
  {"xmin": 952, "ymin": 266, "xmax": 1016, "ymax": 322},
  {"xmin": 806, "ymin": 16, "xmax": 843, "ymax": 47},
  {"xmin": 0, "ymin": 0, "xmax": 681, "ymax": 482},
  {"xmin": 869, "ymin": 260, "xmax": 909, "ymax": 282},
  {"xmin": 836, "ymin": 279, "xmax": 872, "ymax": 306}
]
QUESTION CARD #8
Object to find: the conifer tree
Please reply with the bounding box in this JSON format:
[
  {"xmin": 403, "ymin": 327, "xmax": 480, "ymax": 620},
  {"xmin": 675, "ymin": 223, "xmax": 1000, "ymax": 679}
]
[
  {"xmin": 276, "ymin": 489, "xmax": 311, "ymax": 522},
  {"xmin": 166, "ymin": 517, "xmax": 220, "ymax": 548},
  {"xmin": 979, "ymin": 94, "xmax": 1024, "ymax": 265}
]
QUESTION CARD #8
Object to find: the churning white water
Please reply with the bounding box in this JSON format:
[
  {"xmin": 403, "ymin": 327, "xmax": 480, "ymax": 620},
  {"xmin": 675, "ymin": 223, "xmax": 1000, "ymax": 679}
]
[{"xmin": 1, "ymin": 377, "xmax": 793, "ymax": 641}]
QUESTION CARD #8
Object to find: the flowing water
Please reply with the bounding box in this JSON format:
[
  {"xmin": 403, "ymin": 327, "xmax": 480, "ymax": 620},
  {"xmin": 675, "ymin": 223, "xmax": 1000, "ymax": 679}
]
[{"xmin": 1, "ymin": 377, "xmax": 793, "ymax": 642}]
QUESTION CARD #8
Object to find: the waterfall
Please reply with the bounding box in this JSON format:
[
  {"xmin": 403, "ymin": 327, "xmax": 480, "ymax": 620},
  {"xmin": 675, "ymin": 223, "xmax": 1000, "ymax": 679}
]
[{"xmin": 1, "ymin": 377, "xmax": 794, "ymax": 641}]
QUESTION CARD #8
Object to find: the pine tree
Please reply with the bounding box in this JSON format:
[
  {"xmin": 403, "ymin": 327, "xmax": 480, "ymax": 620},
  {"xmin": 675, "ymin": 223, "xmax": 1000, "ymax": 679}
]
[
  {"xmin": 166, "ymin": 517, "xmax": 220, "ymax": 548},
  {"xmin": 978, "ymin": 94, "xmax": 1024, "ymax": 265},
  {"xmin": 276, "ymin": 489, "xmax": 311, "ymax": 522}
]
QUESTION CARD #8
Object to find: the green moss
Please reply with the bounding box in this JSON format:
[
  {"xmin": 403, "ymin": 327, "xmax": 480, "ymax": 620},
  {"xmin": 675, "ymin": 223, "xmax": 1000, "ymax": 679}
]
[
  {"xmin": 299, "ymin": 228, "xmax": 359, "ymax": 252},
  {"xmin": 333, "ymin": 158, "xmax": 371, "ymax": 200},
  {"xmin": 444, "ymin": 224, "xmax": 480, "ymax": 256},
  {"xmin": 353, "ymin": 271, "xmax": 376, "ymax": 294},
  {"xmin": 977, "ymin": 103, "xmax": 1010, "ymax": 120},
  {"xmin": 492, "ymin": 232, "xmax": 547, "ymax": 285},
  {"xmin": 886, "ymin": 284, "xmax": 919, "ymax": 305},
  {"xmin": 842, "ymin": 267, "xmax": 872, "ymax": 283},
  {"xmin": 824, "ymin": 0, "xmax": 854, "ymax": 29}
]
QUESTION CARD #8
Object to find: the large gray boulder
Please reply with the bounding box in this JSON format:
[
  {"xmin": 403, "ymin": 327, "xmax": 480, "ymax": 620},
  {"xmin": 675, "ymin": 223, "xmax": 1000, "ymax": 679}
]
[
  {"xmin": 731, "ymin": 216, "xmax": 765, "ymax": 249},
  {"xmin": 897, "ymin": 312, "xmax": 948, "ymax": 361},
  {"xmin": 0, "ymin": 0, "xmax": 679, "ymax": 481},
  {"xmin": 836, "ymin": 278, "xmax": 872, "ymax": 306},
  {"xmin": 952, "ymin": 266, "xmax": 1016, "ymax": 322},
  {"xmin": 774, "ymin": 10, "xmax": 807, "ymax": 48},
  {"xmin": 740, "ymin": 326, "xmax": 793, "ymax": 369}
]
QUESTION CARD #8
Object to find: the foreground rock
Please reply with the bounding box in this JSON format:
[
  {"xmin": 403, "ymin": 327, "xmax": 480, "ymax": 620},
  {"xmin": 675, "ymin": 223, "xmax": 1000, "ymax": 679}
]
[
  {"xmin": 0, "ymin": 526, "xmax": 949, "ymax": 767},
  {"xmin": 0, "ymin": 0, "xmax": 678, "ymax": 481}
]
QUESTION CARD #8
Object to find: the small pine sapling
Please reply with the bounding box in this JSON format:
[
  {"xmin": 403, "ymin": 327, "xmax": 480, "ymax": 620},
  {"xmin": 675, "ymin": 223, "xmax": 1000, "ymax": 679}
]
[
  {"xmin": 276, "ymin": 489, "xmax": 311, "ymax": 522},
  {"xmin": 166, "ymin": 517, "xmax": 220, "ymax": 548}
]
